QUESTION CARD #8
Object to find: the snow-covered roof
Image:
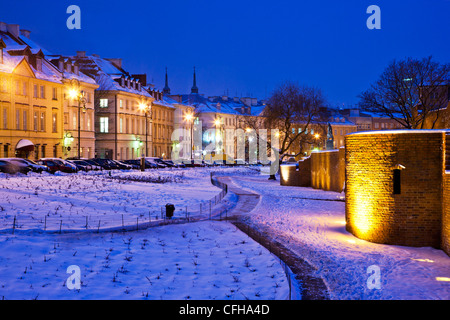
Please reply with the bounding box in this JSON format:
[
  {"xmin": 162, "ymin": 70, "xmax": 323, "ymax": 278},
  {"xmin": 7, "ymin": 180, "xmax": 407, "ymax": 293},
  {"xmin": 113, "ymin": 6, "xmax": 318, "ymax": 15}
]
[{"xmin": 72, "ymin": 54, "xmax": 152, "ymax": 97}]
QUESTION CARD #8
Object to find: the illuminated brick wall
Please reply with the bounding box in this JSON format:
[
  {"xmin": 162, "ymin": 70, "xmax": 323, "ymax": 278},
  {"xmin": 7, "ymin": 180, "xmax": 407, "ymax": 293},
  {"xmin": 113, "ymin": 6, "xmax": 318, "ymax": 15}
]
[
  {"xmin": 310, "ymin": 148, "xmax": 345, "ymax": 193},
  {"xmin": 345, "ymin": 131, "xmax": 445, "ymax": 251},
  {"xmin": 442, "ymin": 174, "xmax": 450, "ymax": 255},
  {"xmin": 280, "ymin": 157, "xmax": 311, "ymax": 187}
]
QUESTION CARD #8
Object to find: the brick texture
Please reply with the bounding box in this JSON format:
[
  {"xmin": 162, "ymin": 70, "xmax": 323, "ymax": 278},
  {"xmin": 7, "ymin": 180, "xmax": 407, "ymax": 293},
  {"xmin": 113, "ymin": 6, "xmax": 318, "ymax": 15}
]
[{"xmin": 345, "ymin": 131, "xmax": 445, "ymax": 249}]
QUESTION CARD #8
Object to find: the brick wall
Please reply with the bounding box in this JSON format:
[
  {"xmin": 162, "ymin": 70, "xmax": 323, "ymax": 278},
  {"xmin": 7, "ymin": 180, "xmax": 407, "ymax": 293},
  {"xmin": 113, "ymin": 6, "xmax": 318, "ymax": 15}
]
[
  {"xmin": 442, "ymin": 173, "xmax": 450, "ymax": 256},
  {"xmin": 310, "ymin": 149, "xmax": 345, "ymax": 192},
  {"xmin": 280, "ymin": 157, "xmax": 311, "ymax": 187},
  {"xmin": 345, "ymin": 131, "xmax": 444, "ymax": 248}
]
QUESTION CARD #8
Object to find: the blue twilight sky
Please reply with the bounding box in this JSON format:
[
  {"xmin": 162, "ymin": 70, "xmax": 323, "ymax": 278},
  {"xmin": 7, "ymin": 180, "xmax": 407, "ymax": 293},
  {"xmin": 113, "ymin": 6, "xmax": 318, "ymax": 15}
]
[{"xmin": 1, "ymin": 0, "xmax": 449, "ymax": 107}]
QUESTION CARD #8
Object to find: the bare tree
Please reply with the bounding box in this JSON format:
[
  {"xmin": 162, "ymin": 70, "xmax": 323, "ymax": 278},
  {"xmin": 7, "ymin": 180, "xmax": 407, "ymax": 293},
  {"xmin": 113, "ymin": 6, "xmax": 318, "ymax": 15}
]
[
  {"xmin": 263, "ymin": 81, "xmax": 327, "ymax": 160},
  {"xmin": 358, "ymin": 56, "xmax": 450, "ymax": 129}
]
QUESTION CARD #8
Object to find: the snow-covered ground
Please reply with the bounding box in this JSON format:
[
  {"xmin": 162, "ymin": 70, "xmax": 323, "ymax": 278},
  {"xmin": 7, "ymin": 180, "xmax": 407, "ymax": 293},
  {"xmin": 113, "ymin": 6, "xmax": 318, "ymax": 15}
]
[
  {"xmin": 229, "ymin": 174, "xmax": 450, "ymax": 300},
  {"xmin": 0, "ymin": 167, "xmax": 256, "ymax": 232},
  {"xmin": 0, "ymin": 221, "xmax": 289, "ymax": 300},
  {"xmin": 0, "ymin": 167, "xmax": 292, "ymax": 300}
]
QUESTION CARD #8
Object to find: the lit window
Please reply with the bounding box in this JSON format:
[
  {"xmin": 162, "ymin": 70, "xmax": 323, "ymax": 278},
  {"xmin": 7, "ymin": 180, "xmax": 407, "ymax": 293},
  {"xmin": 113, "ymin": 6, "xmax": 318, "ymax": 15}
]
[
  {"xmin": 99, "ymin": 99, "xmax": 108, "ymax": 108},
  {"xmin": 99, "ymin": 117, "xmax": 109, "ymax": 133}
]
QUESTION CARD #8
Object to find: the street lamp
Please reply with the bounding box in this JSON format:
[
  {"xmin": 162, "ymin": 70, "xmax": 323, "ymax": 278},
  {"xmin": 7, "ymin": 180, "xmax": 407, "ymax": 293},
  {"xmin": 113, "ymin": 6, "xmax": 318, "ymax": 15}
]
[
  {"xmin": 139, "ymin": 97, "xmax": 152, "ymax": 170},
  {"xmin": 184, "ymin": 112, "xmax": 194, "ymax": 160},
  {"xmin": 214, "ymin": 117, "xmax": 224, "ymax": 154},
  {"xmin": 68, "ymin": 79, "xmax": 87, "ymax": 159}
]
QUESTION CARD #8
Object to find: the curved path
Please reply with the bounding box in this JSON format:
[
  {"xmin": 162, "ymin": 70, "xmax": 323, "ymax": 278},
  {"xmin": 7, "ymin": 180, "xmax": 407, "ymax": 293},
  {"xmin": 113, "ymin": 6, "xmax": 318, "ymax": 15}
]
[{"xmin": 216, "ymin": 176, "xmax": 330, "ymax": 300}]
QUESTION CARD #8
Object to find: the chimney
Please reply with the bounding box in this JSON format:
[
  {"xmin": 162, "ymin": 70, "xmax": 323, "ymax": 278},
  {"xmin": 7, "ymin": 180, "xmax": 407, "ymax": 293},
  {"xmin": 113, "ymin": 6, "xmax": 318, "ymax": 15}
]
[
  {"xmin": 58, "ymin": 57, "xmax": 64, "ymax": 71},
  {"xmin": 132, "ymin": 74, "xmax": 147, "ymax": 87},
  {"xmin": 120, "ymin": 75, "xmax": 125, "ymax": 87},
  {"xmin": 20, "ymin": 29, "xmax": 31, "ymax": 39},
  {"xmin": 74, "ymin": 64, "xmax": 79, "ymax": 75},
  {"xmin": 106, "ymin": 58, "xmax": 122, "ymax": 69},
  {"xmin": 76, "ymin": 51, "xmax": 86, "ymax": 58},
  {"xmin": 222, "ymin": 96, "xmax": 228, "ymax": 101},
  {"xmin": 233, "ymin": 97, "xmax": 240, "ymax": 102},
  {"xmin": 0, "ymin": 22, "xmax": 7, "ymax": 32},
  {"xmin": 7, "ymin": 24, "xmax": 20, "ymax": 39},
  {"xmin": 251, "ymin": 98, "xmax": 257, "ymax": 106}
]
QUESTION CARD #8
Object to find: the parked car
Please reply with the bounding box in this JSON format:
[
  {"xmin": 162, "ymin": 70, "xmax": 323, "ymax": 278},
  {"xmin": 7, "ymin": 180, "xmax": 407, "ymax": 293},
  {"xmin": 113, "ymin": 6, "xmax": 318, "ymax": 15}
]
[
  {"xmin": 82, "ymin": 159, "xmax": 103, "ymax": 171},
  {"xmin": 23, "ymin": 159, "xmax": 50, "ymax": 173},
  {"xmin": 37, "ymin": 159, "xmax": 61, "ymax": 174},
  {"xmin": 2, "ymin": 158, "xmax": 48, "ymax": 173},
  {"xmin": 39, "ymin": 158, "xmax": 77, "ymax": 173},
  {"xmin": 0, "ymin": 159, "xmax": 19, "ymax": 174},
  {"xmin": 67, "ymin": 160, "xmax": 90, "ymax": 172},
  {"xmin": 112, "ymin": 160, "xmax": 133, "ymax": 170},
  {"xmin": 121, "ymin": 159, "xmax": 142, "ymax": 170},
  {"xmin": 0, "ymin": 158, "xmax": 32, "ymax": 174},
  {"xmin": 88, "ymin": 158, "xmax": 113, "ymax": 170},
  {"xmin": 154, "ymin": 158, "xmax": 176, "ymax": 168},
  {"xmin": 164, "ymin": 159, "xmax": 186, "ymax": 168},
  {"xmin": 144, "ymin": 157, "xmax": 167, "ymax": 168}
]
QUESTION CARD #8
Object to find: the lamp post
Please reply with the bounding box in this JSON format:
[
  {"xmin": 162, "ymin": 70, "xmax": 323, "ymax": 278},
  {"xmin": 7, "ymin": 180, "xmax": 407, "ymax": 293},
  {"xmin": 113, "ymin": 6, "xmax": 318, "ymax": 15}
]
[
  {"xmin": 184, "ymin": 112, "xmax": 194, "ymax": 161},
  {"xmin": 139, "ymin": 97, "xmax": 152, "ymax": 171},
  {"xmin": 68, "ymin": 79, "xmax": 87, "ymax": 159}
]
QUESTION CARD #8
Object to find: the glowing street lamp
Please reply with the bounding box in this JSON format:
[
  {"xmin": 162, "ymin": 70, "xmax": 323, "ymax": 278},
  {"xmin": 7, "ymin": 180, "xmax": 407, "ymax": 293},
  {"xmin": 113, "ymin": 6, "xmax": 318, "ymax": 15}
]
[
  {"xmin": 138, "ymin": 97, "xmax": 152, "ymax": 158},
  {"xmin": 68, "ymin": 79, "xmax": 87, "ymax": 159},
  {"xmin": 184, "ymin": 112, "xmax": 194, "ymax": 160}
]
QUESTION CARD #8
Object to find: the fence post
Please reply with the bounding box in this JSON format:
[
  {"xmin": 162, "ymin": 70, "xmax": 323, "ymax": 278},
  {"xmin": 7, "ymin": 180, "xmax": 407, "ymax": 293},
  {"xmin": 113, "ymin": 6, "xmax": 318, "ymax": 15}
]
[
  {"xmin": 85, "ymin": 216, "xmax": 88, "ymax": 229},
  {"xmin": 136, "ymin": 217, "xmax": 139, "ymax": 231},
  {"xmin": 122, "ymin": 214, "xmax": 124, "ymax": 230},
  {"xmin": 59, "ymin": 220, "xmax": 62, "ymax": 234},
  {"xmin": 12, "ymin": 215, "xmax": 16, "ymax": 234},
  {"xmin": 44, "ymin": 216, "xmax": 47, "ymax": 231},
  {"xmin": 97, "ymin": 220, "xmax": 101, "ymax": 233}
]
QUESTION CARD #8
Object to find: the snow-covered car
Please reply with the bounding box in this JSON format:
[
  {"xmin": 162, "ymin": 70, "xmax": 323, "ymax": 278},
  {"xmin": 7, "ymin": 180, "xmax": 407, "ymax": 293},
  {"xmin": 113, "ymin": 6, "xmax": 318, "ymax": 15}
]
[
  {"xmin": 0, "ymin": 159, "xmax": 19, "ymax": 174},
  {"xmin": 0, "ymin": 158, "xmax": 32, "ymax": 174},
  {"xmin": 39, "ymin": 158, "xmax": 77, "ymax": 173}
]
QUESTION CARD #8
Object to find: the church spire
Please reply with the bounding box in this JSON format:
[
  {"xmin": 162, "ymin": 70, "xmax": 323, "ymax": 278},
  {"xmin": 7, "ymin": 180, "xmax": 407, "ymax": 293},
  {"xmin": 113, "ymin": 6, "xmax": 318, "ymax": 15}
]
[
  {"xmin": 191, "ymin": 66, "xmax": 198, "ymax": 94},
  {"xmin": 163, "ymin": 67, "xmax": 170, "ymax": 95}
]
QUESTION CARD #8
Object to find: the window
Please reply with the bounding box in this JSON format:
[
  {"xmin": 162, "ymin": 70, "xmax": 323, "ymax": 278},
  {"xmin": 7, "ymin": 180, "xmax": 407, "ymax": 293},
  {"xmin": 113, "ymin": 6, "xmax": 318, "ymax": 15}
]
[
  {"xmin": 99, "ymin": 117, "xmax": 109, "ymax": 133},
  {"xmin": 119, "ymin": 117, "xmax": 123, "ymax": 133},
  {"xmin": 23, "ymin": 110, "xmax": 27, "ymax": 130},
  {"xmin": 22, "ymin": 82, "xmax": 27, "ymax": 96},
  {"xmin": 3, "ymin": 108, "xmax": 7, "ymax": 129},
  {"xmin": 15, "ymin": 80, "xmax": 20, "ymax": 95},
  {"xmin": 99, "ymin": 99, "xmax": 108, "ymax": 108},
  {"xmin": 393, "ymin": 169, "xmax": 401, "ymax": 194},
  {"xmin": 33, "ymin": 84, "xmax": 38, "ymax": 98},
  {"xmin": 40, "ymin": 112, "xmax": 45, "ymax": 132},
  {"xmin": 34, "ymin": 111, "xmax": 38, "ymax": 131},
  {"xmin": 0, "ymin": 77, "xmax": 8, "ymax": 93},
  {"xmin": 52, "ymin": 87, "xmax": 57, "ymax": 100},
  {"xmin": 87, "ymin": 114, "xmax": 91, "ymax": 131},
  {"xmin": 16, "ymin": 109, "xmax": 20, "ymax": 129},
  {"xmin": 119, "ymin": 99, "xmax": 123, "ymax": 108},
  {"xmin": 40, "ymin": 85, "xmax": 45, "ymax": 99},
  {"xmin": 73, "ymin": 113, "xmax": 77, "ymax": 130},
  {"xmin": 52, "ymin": 113, "xmax": 57, "ymax": 133}
]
